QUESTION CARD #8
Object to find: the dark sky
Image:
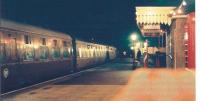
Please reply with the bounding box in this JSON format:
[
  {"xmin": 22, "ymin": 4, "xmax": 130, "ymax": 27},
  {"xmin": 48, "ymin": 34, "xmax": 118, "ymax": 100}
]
[{"xmin": 1, "ymin": 0, "xmax": 181, "ymax": 50}]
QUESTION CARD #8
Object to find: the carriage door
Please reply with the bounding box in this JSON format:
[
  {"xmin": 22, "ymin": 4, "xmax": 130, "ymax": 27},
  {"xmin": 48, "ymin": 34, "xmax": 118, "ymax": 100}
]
[
  {"xmin": 7, "ymin": 33, "xmax": 17, "ymax": 61},
  {"xmin": 10, "ymin": 38, "xmax": 17, "ymax": 60}
]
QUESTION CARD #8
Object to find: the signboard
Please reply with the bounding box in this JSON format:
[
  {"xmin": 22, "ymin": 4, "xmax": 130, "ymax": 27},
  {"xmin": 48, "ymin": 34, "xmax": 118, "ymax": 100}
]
[{"xmin": 143, "ymin": 24, "xmax": 160, "ymax": 30}]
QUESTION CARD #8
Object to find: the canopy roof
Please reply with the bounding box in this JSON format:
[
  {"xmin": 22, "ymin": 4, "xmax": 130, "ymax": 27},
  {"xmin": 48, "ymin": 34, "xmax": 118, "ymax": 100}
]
[{"xmin": 136, "ymin": 7, "xmax": 175, "ymax": 25}]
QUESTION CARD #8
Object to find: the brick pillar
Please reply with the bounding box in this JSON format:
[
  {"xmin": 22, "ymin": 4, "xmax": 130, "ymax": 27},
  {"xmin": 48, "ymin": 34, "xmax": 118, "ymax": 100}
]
[
  {"xmin": 187, "ymin": 12, "xmax": 195, "ymax": 69},
  {"xmin": 171, "ymin": 18, "xmax": 187, "ymax": 68}
]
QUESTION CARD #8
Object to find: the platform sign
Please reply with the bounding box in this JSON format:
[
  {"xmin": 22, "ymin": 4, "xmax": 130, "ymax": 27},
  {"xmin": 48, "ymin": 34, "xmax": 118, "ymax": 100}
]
[{"xmin": 143, "ymin": 24, "xmax": 160, "ymax": 30}]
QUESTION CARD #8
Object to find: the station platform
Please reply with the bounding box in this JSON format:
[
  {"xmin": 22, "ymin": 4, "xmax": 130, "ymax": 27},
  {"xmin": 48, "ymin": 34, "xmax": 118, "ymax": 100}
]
[{"xmin": 2, "ymin": 59, "xmax": 195, "ymax": 101}]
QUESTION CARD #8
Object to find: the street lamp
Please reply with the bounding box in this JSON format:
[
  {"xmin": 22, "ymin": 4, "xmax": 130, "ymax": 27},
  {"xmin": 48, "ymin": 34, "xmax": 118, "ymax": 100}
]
[
  {"xmin": 131, "ymin": 34, "xmax": 137, "ymax": 41},
  {"xmin": 130, "ymin": 33, "xmax": 138, "ymax": 68},
  {"xmin": 130, "ymin": 46, "xmax": 134, "ymax": 50},
  {"xmin": 182, "ymin": 0, "xmax": 187, "ymax": 6}
]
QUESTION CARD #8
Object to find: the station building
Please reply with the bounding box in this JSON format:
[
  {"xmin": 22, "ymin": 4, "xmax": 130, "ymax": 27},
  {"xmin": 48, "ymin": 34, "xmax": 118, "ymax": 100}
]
[{"xmin": 135, "ymin": 0, "xmax": 195, "ymax": 69}]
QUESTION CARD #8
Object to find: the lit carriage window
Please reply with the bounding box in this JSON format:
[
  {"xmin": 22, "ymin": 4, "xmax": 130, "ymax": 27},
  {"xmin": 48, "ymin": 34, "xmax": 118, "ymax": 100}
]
[
  {"xmin": 52, "ymin": 39, "xmax": 60, "ymax": 59},
  {"xmin": 39, "ymin": 38, "xmax": 48, "ymax": 60},
  {"xmin": 78, "ymin": 48, "xmax": 82, "ymax": 58},
  {"xmin": 23, "ymin": 35, "xmax": 34, "ymax": 61},
  {"xmin": 0, "ymin": 41, "xmax": 4, "ymax": 63},
  {"xmin": 63, "ymin": 41, "xmax": 70, "ymax": 58},
  {"xmin": 0, "ymin": 31, "xmax": 6, "ymax": 62}
]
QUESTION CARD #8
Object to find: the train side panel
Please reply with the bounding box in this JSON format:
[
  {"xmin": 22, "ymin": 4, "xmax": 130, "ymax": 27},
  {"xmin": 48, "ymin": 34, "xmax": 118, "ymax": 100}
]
[
  {"xmin": 0, "ymin": 23, "xmax": 73, "ymax": 93},
  {"xmin": 75, "ymin": 40, "xmax": 107, "ymax": 70}
]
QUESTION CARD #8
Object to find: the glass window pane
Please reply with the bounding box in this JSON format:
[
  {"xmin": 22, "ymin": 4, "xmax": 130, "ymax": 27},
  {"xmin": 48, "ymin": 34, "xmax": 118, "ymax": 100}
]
[
  {"xmin": 0, "ymin": 43, "xmax": 5, "ymax": 63},
  {"xmin": 63, "ymin": 47, "xmax": 69, "ymax": 58},
  {"xmin": 39, "ymin": 46, "xmax": 48, "ymax": 60},
  {"xmin": 52, "ymin": 47, "xmax": 60, "ymax": 59},
  {"xmin": 23, "ymin": 45, "xmax": 34, "ymax": 61}
]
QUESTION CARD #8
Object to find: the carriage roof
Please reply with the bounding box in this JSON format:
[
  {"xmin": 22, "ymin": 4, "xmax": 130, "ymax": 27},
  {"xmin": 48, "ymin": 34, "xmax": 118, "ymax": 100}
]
[{"xmin": 1, "ymin": 19, "xmax": 72, "ymax": 40}]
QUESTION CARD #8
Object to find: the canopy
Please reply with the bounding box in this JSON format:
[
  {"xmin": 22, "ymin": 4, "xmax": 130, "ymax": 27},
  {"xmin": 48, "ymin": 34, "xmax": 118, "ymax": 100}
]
[{"xmin": 136, "ymin": 7, "xmax": 175, "ymax": 25}]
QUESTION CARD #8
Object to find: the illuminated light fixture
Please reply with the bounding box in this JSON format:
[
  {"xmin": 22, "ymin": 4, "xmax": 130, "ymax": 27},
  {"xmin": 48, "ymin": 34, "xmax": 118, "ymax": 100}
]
[
  {"xmin": 170, "ymin": 10, "xmax": 174, "ymax": 14},
  {"xmin": 130, "ymin": 46, "xmax": 134, "ymax": 50},
  {"xmin": 131, "ymin": 34, "xmax": 137, "ymax": 41},
  {"xmin": 182, "ymin": 0, "xmax": 187, "ymax": 6},
  {"xmin": 173, "ymin": 12, "xmax": 176, "ymax": 16},
  {"xmin": 177, "ymin": 9, "xmax": 182, "ymax": 14},
  {"xmin": 148, "ymin": 11, "xmax": 153, "ymax": 15}
]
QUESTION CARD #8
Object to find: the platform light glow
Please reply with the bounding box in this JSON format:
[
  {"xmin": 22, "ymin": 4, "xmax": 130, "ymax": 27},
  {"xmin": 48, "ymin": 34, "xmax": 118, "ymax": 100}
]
[
  {"xmin": 177, "ymin": 9, "xmax": 182, "ymax": 14},
  {"xmin": 131, "ymin": 34, "xmax": 137, "ymax": 41},
  {"xmin": 182, "ymin": 0, "xmax": 187, "ymax": 6},
  {"xmin": 173, "ymin": 12, "xmax": 176, "ymax": 16},
  {"xmin": 130, "ymin": 46, "xmax": 134, "ymax": 50},
  {"xmin": 170, "ymin": 10, "xmax": 174, "ymax": 14},
  {"xmin": 136, "ymin": 42, "xmax": 140, "ymax": 48}
]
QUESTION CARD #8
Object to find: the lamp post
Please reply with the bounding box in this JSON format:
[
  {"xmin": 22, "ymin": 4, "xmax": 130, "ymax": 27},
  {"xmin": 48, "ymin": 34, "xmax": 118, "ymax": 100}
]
[
  {"xmin": 144, "ymin": 40, "xmax": 148, "ymax": 67},
  {"xmin": 131, "ymin": 34, "xmax": 137, "ymax": 49},
  {"xmin": 130, "ymin": 34, "xmax": 137, "ymax": 68}
]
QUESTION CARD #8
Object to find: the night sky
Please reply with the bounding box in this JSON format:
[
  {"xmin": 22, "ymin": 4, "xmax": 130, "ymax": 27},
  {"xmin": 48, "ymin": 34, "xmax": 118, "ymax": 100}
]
[{"xmin": 1, "ymin": 0, "xmax": 181, "ymax": 51}]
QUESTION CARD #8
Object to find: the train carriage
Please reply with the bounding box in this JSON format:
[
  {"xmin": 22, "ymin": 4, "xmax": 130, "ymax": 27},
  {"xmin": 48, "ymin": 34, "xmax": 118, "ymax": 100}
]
[
  {"xmin": 0, "ymin": 20, "xmax": 73, "ymax": 93},
  {"xmin": 0, "ymin": 19, "xmax": 117, "ymax": 94},
  {"xmin": 75, "ymin": 40, "xmax": 108, "ymax": 70}
]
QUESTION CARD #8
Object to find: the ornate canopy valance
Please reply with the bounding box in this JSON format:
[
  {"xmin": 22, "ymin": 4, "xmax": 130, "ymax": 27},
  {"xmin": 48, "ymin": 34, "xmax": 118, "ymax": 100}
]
[{"xmin": 136, "ymin": 7, "xmax": 176, "ymax": 25}]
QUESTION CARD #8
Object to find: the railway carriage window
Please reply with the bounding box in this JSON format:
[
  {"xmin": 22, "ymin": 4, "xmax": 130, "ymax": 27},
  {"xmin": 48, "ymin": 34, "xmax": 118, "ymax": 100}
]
[
  {"xmin": 39, "ymin": 46, "xmax": 48, "ymax": 60},
  {"xmin": 76, "ymin": 47, "xmax": 80, "ymax": 57},
  {"xmin": 84, "ymin": 48, "xmax": 87, "ymax": 58},
  {"xmin": 62, "ymin": 41, "xmax": 70, "ymax": 58},
  {"xmin": 52, "ymin": 40, "xmax": 60, "ymax": 59},
  {"xmin": 86, "ymin": 48, "xmax": 89, "ymax": 58},
  {"xmin": 78, "ymin": 48, "xmax": 82, "ymax": 58},
  {"xmin": 39, "ymin": 38, "xmax": 48, "ymax": 60},
  {"xmin": 23, "ymin": 35, "xmax": 34, "ymax": 61},
  {"xmin": 90, "ymin": 46, "xmax": 93, "ymax": 57},
  {"xmin": 0, "ymin": 32, "xmax": 4, "ymax": 62},
  {"xmin": 0, "ymin": 42, "xmax": 4, "ymax": 63},
  {"xmin": 82, "ymin": 48, "xmax": 86, "ymax": 58},
  {"xmin": 93, "ymin": 47, "xmax": 96, "ymax": 57}
]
